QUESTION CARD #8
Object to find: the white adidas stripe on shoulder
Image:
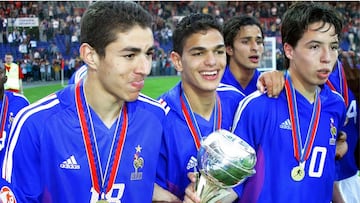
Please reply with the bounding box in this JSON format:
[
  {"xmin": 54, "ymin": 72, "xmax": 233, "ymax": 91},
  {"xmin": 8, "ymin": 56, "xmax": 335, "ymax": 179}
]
[
  {"xmin": 138, "ymin": 93, "xmax": 169, "ymax": 113},
  {"xmin": 74, "ymin": 65, "xmax": 88, "ymax": 83},
  {"xmin": 8, "ymin": 93, "xmax": 58, "ymax": 135},
  {"xmin": 12, "ymin": 92, "xmax": 30, "ymax": 103},
  {"xmin": 217, "ymin": 83, "xmax": 245, "ymax": 96},
  {"xmin": 2, "ymin": 94, "xmax": 60, "ymax": 181},
  {"xmin": 138, "ymin": 93, "xmax": 161, "ymax": 107},
  {"xmin": 231, "ymin": 90, "xmax": 263, "ymax": 132}
]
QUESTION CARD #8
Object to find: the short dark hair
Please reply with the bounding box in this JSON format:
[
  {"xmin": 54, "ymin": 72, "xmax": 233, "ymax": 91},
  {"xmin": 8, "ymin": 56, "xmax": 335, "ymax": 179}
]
[
  {"xmin": 223, "ymin": 15, "xmax": 264, "ymax": 48},
  {"xmin": 80, "ymin": 1, "xmax": 153, "ymax": 58},
  {"xmin": 281, "ymin": 2, "xmax": 343, "ymax": 69},
  {"xmin": 172, "ymin": 13, "xmax": 222, "ymax": 55}
]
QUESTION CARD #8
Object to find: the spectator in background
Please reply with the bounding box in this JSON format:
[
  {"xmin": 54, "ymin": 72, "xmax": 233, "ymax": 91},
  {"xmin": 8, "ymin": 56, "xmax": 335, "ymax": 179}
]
[
  {"xmin": 31, "ymin": 57, "xmax": 40, "ymax": 81},
  {"xmin": 18, "ymin": 41, "xmax": 28, "ymax": 58},
  {"xmin": 3, "ymin": 53, "xmax": 23, "ymax": 94},
  {"xmin": 45, "ymin": 59, "xmax": 52, "ymax": 81},
  {"xmin": 71, "ymin": 31, "xmax": 79, "ymax": 44},
  {"xmin": 39, "ymin": 59, "xmax": 46, "ymax": 81},
  {"xmin": 67, "ymin": 55, "xmax": 76, "ymax": 78},
  {"xmin": 19, "ymin": 60, "xmax": 27, "ymax": 82},
  {"xmin": 52, "ymin": 57, "xmax": 61, "ymax": 81}
]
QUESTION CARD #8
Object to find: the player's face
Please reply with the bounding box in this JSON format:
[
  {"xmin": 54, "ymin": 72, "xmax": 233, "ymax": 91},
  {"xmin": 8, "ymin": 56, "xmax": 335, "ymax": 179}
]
[
  {"xmin": 97, "ymin": 25, "xmax": 154, "ymax": 101},
  {"xmin": 4, "ymin": 55, "xmax": 13, "ymax": 65},
  {"xmin": 172, "ymin": 28, "xmax": 226, "ymax": 93},
  {"xmin": 227, "ymin": 25, "xmax": 264, "ymax": 70},
  {"xmin": 285, "ymin": 22, "xmax": 339, "ymax": 91}
]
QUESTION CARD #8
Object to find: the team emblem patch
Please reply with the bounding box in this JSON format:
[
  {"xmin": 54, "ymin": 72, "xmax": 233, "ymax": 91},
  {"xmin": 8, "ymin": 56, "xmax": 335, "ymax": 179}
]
[
  {"xmin": 0, "ymin": 186, "xmax": 16, "ymax": 203},
  {"xmin": 131, "ymin": 145, "xmax": 144, "ymax": 180},
  {"xmin": 329, "ymin": 118, "xmax": 337, "ymax": 145},
  {"xmin": 8, "ymin": 112, "xmax": 14, "ymax": 126}
]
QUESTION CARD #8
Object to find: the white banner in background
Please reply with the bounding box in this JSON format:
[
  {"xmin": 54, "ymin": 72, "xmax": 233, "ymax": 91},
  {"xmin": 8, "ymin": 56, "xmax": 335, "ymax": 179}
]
[{"xmin": 8, "ymin": 17, "xmax": 39, "ymax": 27}]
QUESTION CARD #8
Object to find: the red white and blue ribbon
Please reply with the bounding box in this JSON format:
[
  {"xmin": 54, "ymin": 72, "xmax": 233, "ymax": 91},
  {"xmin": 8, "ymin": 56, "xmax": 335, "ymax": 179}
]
[
  {"xmin": 326, "ymin": 60, "xmax": 349, "ymax": 107},
  {"xmin": 284, "ymin": 72, "xmax": 321, "ymax": 164},
  {"xmin": 75, "ymin": 80, "xmax": 128, "ymax": 199},
  {"xmin": 180, "ymin": 90, "xmax": 221, "ymax": 150}
]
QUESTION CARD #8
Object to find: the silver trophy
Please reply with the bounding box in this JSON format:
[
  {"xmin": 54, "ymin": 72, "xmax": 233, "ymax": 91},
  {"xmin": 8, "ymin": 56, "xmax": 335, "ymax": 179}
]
[{"xmin": 196, "ymin": 129, "xmax": 256, "ymax": 203}]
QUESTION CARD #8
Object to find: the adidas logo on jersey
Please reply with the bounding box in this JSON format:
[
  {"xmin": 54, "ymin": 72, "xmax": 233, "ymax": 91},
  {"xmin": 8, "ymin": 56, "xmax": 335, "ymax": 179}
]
[
  {"xmin": 279, "ymin": 119, "xmax": 292, "ymax": 130},
  {"xmin": 186, "ymin": 156, "xmax": 197, "ymax": 170},
  {"xmin": 60, "ymin": 155, "xmax": 80, "ymax": 169}
]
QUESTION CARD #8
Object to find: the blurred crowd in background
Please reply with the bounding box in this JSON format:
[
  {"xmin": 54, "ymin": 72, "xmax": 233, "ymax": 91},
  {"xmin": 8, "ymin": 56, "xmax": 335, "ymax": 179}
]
[{"xmin": 0, "ymin": 1, "xmax": 359, "ymax": 82}]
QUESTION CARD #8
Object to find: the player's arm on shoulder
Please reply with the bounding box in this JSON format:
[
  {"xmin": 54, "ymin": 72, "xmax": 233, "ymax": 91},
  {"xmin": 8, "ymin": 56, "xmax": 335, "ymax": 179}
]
[{"xmin": 257, "ymin": 70, "xmax": 284, "ymax": 98}]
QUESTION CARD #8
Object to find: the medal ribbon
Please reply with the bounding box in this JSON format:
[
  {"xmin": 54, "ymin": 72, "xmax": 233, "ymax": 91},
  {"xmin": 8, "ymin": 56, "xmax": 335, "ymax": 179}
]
[
  {"xmin": 180, "ymin": 91, "xmax": 221, "ymax": 150},
  {"xmin": 0, "ymin": 95, "xmax": 8, "ymax": 138},
  {"xmin": 325, "ymin": 61, "xmax": 349, "ymax": 107},
  {"xmin": 285, "ymin": 73, "xmax": 321, "ymax": 163},
  {"xmin": 75, "ymin": 81, "xmax": 128, "ymax": 197}
]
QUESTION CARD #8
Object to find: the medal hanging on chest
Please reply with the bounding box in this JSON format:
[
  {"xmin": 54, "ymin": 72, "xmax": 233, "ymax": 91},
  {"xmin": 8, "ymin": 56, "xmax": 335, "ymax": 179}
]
[
  {"xmin": 285, "ymin": 73, "xmax": 321, "ymax": 182},
  {"xmin": 75, "ymin": 81, "xmax": 128, "ymax": 201},
  {"xmin": 291, "ymin": 164, "xmax": 305, "ymax": 181}
]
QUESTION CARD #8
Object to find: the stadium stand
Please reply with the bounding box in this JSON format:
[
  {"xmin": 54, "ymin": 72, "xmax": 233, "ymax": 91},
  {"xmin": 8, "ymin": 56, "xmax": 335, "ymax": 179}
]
[{"xmin": 0, "ymin": 1, "xmax": 358, "ymax": 80}]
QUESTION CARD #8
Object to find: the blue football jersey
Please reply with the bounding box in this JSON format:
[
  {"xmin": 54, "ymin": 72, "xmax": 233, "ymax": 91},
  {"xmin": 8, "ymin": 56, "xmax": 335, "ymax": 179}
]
[
  {"xmin": 221, "ymin": 65, "xmax": 261, "ymax": 96},
  {"xmin": 156, "ymin": 82, "xmax": 245, "ymax": 199},
  {"xmin": 0, "ymin": 91, "xmax": 29, "ymax": 169},
  {"xmin": 3, "ymin": 81, "xmax": 166, "ymax": 203},
  {"xmin": 232, "ymin": 85, "xmax": 346, "ymax": 203},
  {"xmin": 328, "ymin": 61, "xmax": 359, "ymax": 180}
]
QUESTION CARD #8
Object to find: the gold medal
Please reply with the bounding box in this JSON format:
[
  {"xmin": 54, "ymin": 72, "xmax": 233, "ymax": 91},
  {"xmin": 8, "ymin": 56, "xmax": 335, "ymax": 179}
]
[
  {"xmin": 285, "ymin": 74, "xmax": 320, "ymax": 183},
  {"xmin": 291, "ymin": 166, "xmax": 305, "ymax": 181}
]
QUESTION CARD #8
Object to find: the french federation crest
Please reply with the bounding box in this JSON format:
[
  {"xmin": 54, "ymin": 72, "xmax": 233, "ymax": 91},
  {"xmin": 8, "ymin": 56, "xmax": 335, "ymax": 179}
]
[
  {"xmin": 131, "ymin": 145, "xmax": 144, "ymax": 180},
  {"xmin": 7, "ymin": 112, "xmax": 14, "ymax": 128},
  {"xmin": 0, "ymin": 186, "xmax": 16, "ymax": 203},
  {"xmin": 329, "ymin": 118, "xmax": 337, "ymax": 145}
]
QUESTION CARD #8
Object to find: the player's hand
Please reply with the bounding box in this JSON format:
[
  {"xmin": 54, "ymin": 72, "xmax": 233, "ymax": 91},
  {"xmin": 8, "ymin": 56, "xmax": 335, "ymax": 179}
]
[
  {"xmin": 183, "ymin": 172, "xmax": 200, "ymax": 203},
  {"xmin": 257, "ymin": 70, "xmax": 285, "ymax": 98},
  {"xmin": 152, "ymin": 183, "xmax": 181, "ymax": 203},
  {"xmin": 335, "ymin": 131, "xmax": 348, "ymax": 160}
]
